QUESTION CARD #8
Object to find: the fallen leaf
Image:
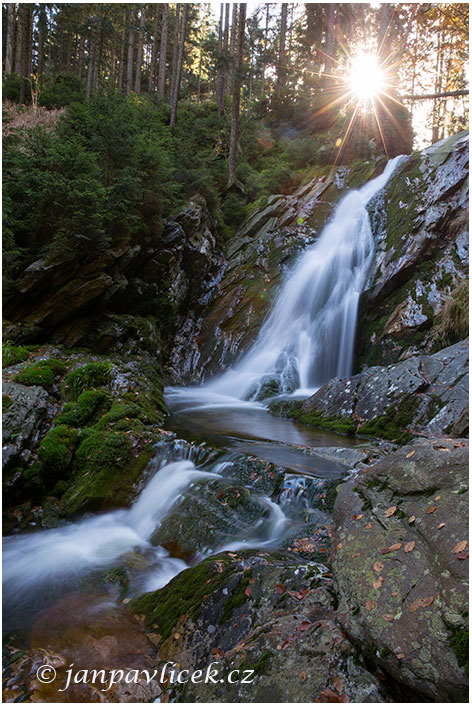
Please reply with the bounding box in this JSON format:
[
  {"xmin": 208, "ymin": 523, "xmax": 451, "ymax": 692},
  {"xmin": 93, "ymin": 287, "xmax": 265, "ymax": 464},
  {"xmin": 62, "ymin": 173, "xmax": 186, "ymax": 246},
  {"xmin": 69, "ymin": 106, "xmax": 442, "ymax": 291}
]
[
  {"xmin": 373, "ymin": 576, "xmax": 384, "ymax": 589},
  {"xmin": 333, "ymin": 675, "xmax": 344, "ymax": 693},
  {"xmin": 382, "ymin": 613, "xmax": 395, "ymax": 621},
  {"xmin": 406, "ymin": 450, "xmax": 415, "ymax": 458},
  {"xmin": 453, "ymin": 540, "xmax": 468, "ymax": 554},
  {"xmin": 288, "ymin": 590, "xmax": 304, "ymax": 601},
  {"xmin": 434, "ymin": 495, "xmax": 441, "ymax": 501},
  {"xmin": 380, "ymin": 543, "xmax": 402, "ymax": 554},
  {"xmin": 373, "ymin": 561, "xmax": 384, "ymax": 572},
  {"xmin": 408, "ymin": 515, "xmax": 415, "ymax": 524},
  {"xmin": 455, "ymin": 551, "xmax": 469, "ymax": 560},
  {"xmin": 384, "ymin": 505, "xmax": 397, "ymax": 517},
  {"xmin": 299, "ymin": 671, "xmax": 307, "ymax": 681},
  {"xmin": 275, "ymin": 583, "xmax": 285, "ymax": 595},
  {"xmin": 316, "ymin": 687, "xmax": 350, "ymax": 702},
  {"xmin": 352, "ymin": 552, "xmax": 361, "ymax": 558},
  {"xmin": 355, "ymin": 514, "xmax": 363, "ymax": 520},
  {"xmin": 404, "ymin": 541, "xmax": 415, "ymax": 553},
  {"xmin": 437, "ymin": 523, "xmax": 446, "ymax": 529},
  {"xmin": 336, "ymin": 542, "xmax": 343, "ymax": 551},
  {"xmin": 365, "ymin": 599, "xmax": 375, "ymax": 612},
  {"xmin": 426, "ymin": 506, "xmax": 436, "ymax": 514},
  {"xmin": 365, "ymin": 523, "xmax": 372, "ymax": 529},
  {"xmin": 391, "ymin": 591, "xmax": 398, "ymax": 597},
  {"xmin": 244, "ymin": 587, "xmax": 252, "ymax": 597},
  {"xmin": 410, "ymin": 596, "xmax": 434, "ymax": 612},
  {"xmin": 396, "ymin": 653, "xmax": 404, "ymax": 659},
  {"xmin": 299, "ymin": 620, "xmax": 312, "ymax": 631}
]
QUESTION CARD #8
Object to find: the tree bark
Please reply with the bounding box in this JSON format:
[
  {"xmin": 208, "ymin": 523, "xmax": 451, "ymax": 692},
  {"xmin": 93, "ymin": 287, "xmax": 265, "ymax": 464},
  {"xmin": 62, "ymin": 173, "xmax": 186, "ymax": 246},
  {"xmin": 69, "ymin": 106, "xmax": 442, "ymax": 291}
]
[
  {"xmin": 276, "ymin": 3, "xmax": 287, "ymax": 97},
  {"xmin": 223, "ymin": 3, "xmax": 230, "ymax": 95},
  {"xmin": 228, "ymin": 2, "xmax": 238, "ymax": 94},
  {"xmin": 135, "ymin": 5, "xmax": 145, "ymax": 93},
  {"xmin": 228, "ymin": 3, "xmax": 246, "ymax": 187},
  {"xmin": 126, "ymin": 9, "xmax": 135, "ymax": 95},
  {"xmin": 169, "ymin": 4, "xmax": 181, "ymax": 105},
  {"xmin": 261, "ymin": 2, "xmax": 270, "ymax": 94},
  {"xmin": 14, "ymin": 2, "xmax": 24, "ymax": 75},
  {"xmin": 216, "ymin": 3, "xmax": 224, "ymax": 111},
  {"xmin": 324, "ymin": 4, "xmax": 335, "ymax": 80},
  {"xmin": 86, "ymin": 22, "xmax": 98, "ymax": 99},
  {"xmin": 5, "ymin": 3, "xmax": 16, "ymax": 74},
  {"xmin": 170, "ymin": 3, "xmax": 187, "ymax": 129},
  {"xmin": 149, "ymin": 6, "xmax": 161, "ymax": 93},
  {"xmin": 158, "ymin": 3, "xmax": 169, "ymax": 98}
]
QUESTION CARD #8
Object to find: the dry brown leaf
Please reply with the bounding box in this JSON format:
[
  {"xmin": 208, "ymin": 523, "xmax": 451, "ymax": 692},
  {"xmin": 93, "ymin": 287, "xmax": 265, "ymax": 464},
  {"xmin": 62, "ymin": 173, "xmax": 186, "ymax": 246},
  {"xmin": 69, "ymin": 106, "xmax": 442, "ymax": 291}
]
[
  {"xmin": 355, "ymin": 514, "xmax": 363, "ymax": 520},
  {"xmin": 406, "ymin": 450, "xmax": 415, "ymax": 458},
  {"xmin": 434, "ymin": 495, "xmax": 441, "ymax": 501},
  {"xmin": 316, "ymin": 687, "xmax": 348, "ymax": 703},
  {"xmin": 437, "ymin": 523, "xmax": 446, "ymax": 529},
  {"xmin": 373, "ymin": 576, "xmax": 384, "ymax": 590},
  {"xmin": 275, "ymin": 583, "xmax": 285, "ymax": 595},
  {"xmin": 365, "ymin": 599, "xmax": 375, "ymax": 612},
  {"xmin": 408, "ymin": 515, "xmax": 416, "ymax": 524},
  {"xmin": 333, "ymin": 675, "xmax": 344, "ymax": 693},
  {"xmin": 455, "ymin": 551, "xmax": 469, "ymax": 560},
  {"xmin": 244, "ymin": 587, "xmax": 252, "ymax": 597},
  {"xmin": 373, "ymin": 561, "xmax": 384, "ymax": 572},
  {"xmin": 410, "ymin": 596, "xmax": 434, "ymax": 612},
  {"xmin": 365, "ymin": 523, "xmax": 372, "ymax": 529},
  {"xmin": 382, "ymin": 613, "xmax": 394, "ymax": 621},
  {"xmin": 387, "ymin": 542, "xmax": 402, "ymax": 552},
  {"xmin": 426, "ymin": 506, "xmax": 436, "ymax": 514},
  {"xmin": 336, "ymin": 542, "xmax": 343, "ymax": 551},
  {"xmin": 384, "ymin": 505, "xmax": 397, "ymax": 517},
  {"xmin": 352, "ymin": 552, "xmax": 361, "ymax": 558},
  {"xmin": 404, "ymin": 541, "xmax": 415, "ymax": 553},
  {"xmin": 396, "ymin": 653, "xmax": 405, "ymax": 659},
  {"xmin": 299, "ymin": 671, "xmax": 307, "ymax": 681},
  {"xmin": 453, "ymin": 540, "xmax": 468, "ymax": 554},
  {"xmin": 391, "ymin": 591, "xmax": 398, "ymax": 597}
]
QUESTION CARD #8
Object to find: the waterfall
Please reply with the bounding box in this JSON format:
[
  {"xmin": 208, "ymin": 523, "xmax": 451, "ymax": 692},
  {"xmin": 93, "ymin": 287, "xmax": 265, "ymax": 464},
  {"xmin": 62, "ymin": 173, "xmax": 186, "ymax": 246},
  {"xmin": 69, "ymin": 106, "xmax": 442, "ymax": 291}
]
[{"xmin": 208, "ymin": 156, "xmax": 404, "ymax": 401}]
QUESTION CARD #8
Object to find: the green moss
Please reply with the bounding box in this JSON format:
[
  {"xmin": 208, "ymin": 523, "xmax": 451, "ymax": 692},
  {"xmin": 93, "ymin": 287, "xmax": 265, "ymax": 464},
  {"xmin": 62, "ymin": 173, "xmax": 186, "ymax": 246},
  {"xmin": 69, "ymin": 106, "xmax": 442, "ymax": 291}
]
[
  {"xmin": 130, "ymin": 555, "xmax": 236, "ymax": 644},
  {"xmin": 239, "ymin": 651, "xmax": 271, "ymax": 676},
  {"xmin": 357, "ymin": 396, "xmax": 420, "ymax": 444},
  {"xmin": 38, "ymin": 424, "xmax": 79, "ymax": 472},
  {"xmin": 14, "ymin": 358, "xmax": 66, "ymax": 389},
  {"xmin": 104, "ymin": 567, "xmax": 129, "ymax": 599},
  {"xmin": 65, "ymin": 361, "xmax": 111, "ymax": 398},
  {"xmin": 2, "ymin": 395, "xmax": 13, "ymax": 412},
  {"xmin": 220, "ymin": 570, "xmax": 252, "ymax": 623},
  {"xmin": 74, "ymin": 430, "xmax": 131, "ymax": 474},
  {"xmin": 94, "ymin": 401, "xmax": 141, "ymax": 430},
  {"xmin": 3, "ymin": 343, "xmax": 29, "ymax": 367},
  {"xmin": 56, "ymin": 389, "xmax": 109, "ymax": 427},
  {"xmin": 379, "ymin": 647, "xmax": 391, "ymax": 659},
  {"xmin": 436, "ymin": 279, "xmax": 469, "ymax": 346},
  {"xmin": 451, "ymin": 628, "xmax": 469, "ymax": 674},
  {"xmin": 269, "ymin": 399, "xmax": 356, "ymax": 435}
]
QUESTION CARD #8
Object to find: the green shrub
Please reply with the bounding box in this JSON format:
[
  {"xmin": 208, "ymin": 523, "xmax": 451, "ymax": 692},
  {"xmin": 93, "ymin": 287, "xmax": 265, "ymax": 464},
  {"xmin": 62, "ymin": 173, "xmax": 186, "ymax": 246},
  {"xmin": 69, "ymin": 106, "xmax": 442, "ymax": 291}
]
[
  {"xmin": 3, "ymin": 342, "xmax": 29, "ymax": 367},
  {"xmin": 56, "ymin": 389, "xmax": 109, "ymax": 426},
  {"xmin": 222, "ymin": 193, "xmax": 248, "ymax": 227},
  {"xmin": 437, "ymin": 279, "xmax": 469, "ymax": 345},
  {"xmin": 39, "ymin": 74, "xmax": 85, "ymax": 109},
  {"xmin": 65, "ymin": 362, "xmax": 111, "ymax": 397},
  {"xmin": 14, "ymin": 358, "xmax": 66, "ymax": 388},
  {"xmin": 38, "ymin": 424, "xmax": 78, "ymax": 471}
]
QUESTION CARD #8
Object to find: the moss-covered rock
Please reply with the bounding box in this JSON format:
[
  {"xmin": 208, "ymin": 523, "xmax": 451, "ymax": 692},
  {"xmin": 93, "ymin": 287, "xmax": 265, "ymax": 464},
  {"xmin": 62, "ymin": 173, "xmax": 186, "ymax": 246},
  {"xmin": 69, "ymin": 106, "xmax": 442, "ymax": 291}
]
[
  {"xmin": 14, "ymin": 358, "xmax": 66, "ymax": 390},
  {"xmin": 38, "ymin": 424, "xmax": 79, "ymax": 473},
  {"xmin": 64, "ymin": 361, "xmax": 111, "ymax": 398},
  {"xmin": 2, "ymin": 342, "xmax": 29, "ymax": 367}
]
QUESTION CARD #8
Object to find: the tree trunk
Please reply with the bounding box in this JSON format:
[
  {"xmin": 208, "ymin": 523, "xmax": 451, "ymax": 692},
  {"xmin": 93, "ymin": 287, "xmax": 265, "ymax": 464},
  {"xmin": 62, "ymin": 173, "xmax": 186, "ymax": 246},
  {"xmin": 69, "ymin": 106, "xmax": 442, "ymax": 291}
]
[
  {"xmin": 126, "ymin": 9, "xmax": 135, "ymax": 95},
  {"xmin": 158, "ymin": 3, "xmax": 169, "ymax": 98},
  {"xmin": 149, "ymin": 6, "xmax": 161, "ymax": 93},
  {"xmin": 276, "ymin": 3, "xmax": 287, "ymax": 97},
  {"xmin": 14, "ymin": 3, "xmax": 24, "ymax": 75},
  {"xmin": 5, "ymin": 3, "xmax": 16, "ymax": 74},
  {"xmin": 86, "ymin": 24, "xmax": 97, "ymax": 99},
  {"xmin": 228, "ymin": 3, "xmax": 246, "ymax": 187},
  {"xmin": 77, "ymin": 7, "xmax": 87, "ymax": 78},
  {"xmin": 324, "ymin": 4, "xmax": 335, "ymax": 80},
  {"xmin": 228, "ymin": 2, "xmax": 238, "ymax": 94},
  {"xmin": 117, "ymin": 8, "xmax": 126, "ymax": 90},
  {"xmin": 216, "ymin": 3, "xmax": 224, "ymax": 111},
  {"xmin": 135, "ymin": 5, "xmax": 145, "ymax": 93},
  {"xmin": 170, "ymin": 3, "xmax": 187, "ymax": 129},
  {"xmin": 261, "ymin": 2, "xmax": 270, "ymax": 94},
  {"xmin": 223, "ymin": 3, "xmax": 230, "ymax": 95},
  {"xmin": 169, "ymin": 4, "xmax": 181, "ymax": 106}
]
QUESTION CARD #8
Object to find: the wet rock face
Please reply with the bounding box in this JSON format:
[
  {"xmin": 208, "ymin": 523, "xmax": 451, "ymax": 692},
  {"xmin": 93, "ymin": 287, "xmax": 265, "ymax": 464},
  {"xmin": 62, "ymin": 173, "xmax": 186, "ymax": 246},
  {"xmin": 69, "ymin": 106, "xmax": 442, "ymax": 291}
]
[
  {"xmin": 166, "ymin": 162, "xmax": 385, "ymax": 383},
  {"xmin": 130, "ymin": 550, "xmax": 387, "ymax": 703},
  {"xmin": 357, "ymin": 132, "xmax": 469, "ymax": 369},
  {"xmin": 302, "ymin": 339, "xmax": 468, "ymax": 441},
  {"xmin": 331, "ymin": 438, "xmax": 469, "ymax": 701},
  {"xmin": 2, "ymin": 381, "xmax": 52, "ymax": 469}
]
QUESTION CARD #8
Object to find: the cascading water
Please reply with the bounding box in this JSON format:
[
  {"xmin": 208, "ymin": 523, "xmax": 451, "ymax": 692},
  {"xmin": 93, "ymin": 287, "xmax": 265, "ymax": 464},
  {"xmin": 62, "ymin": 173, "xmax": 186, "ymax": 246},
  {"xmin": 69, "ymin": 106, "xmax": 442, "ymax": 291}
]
[{"xmin": 207, "ymin": 156, "xmax": 404, "ymax": 401}]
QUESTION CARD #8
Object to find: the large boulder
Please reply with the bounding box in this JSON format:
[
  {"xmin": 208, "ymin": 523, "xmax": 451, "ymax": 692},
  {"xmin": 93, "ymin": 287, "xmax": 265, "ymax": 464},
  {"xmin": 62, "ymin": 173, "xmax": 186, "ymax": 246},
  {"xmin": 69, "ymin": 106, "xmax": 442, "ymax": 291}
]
[
  {"xmin": 298, "ymin": 339, "xmax": 468, "ymax": 442},
  {"xmin": 130, "ymin": 550, "xmax": 387, "ymax": 703},
  {"xmin": 331, "ymin": 438, "xmax": 469, "ymax": 701},
  {"xmin": 2, "ymin": 381, "xmax": 52, "ymax": 469},
  {"xmin": 356, "ymin": 131, "xmax": 468, "ymax": 369}
]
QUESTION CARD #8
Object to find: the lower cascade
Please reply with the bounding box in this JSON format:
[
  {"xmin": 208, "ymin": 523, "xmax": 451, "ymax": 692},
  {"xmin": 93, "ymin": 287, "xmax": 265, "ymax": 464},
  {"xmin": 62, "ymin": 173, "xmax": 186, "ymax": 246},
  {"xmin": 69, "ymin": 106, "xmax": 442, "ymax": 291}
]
[{"xmin": 208, "ymin": 155, "xmax": 404, "ymax": 401}]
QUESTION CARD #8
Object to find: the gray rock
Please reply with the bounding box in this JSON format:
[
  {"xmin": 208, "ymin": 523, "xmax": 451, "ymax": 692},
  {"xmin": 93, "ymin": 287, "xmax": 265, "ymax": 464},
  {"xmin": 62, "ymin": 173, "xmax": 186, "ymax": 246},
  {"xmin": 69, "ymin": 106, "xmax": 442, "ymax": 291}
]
[
  {"xmin": 331, "ymin": 438, "xmax": 469, "ymax": 701},
  {"xmin": 2, "ymin": 382, "xmax": 51, "ymax": 469}
]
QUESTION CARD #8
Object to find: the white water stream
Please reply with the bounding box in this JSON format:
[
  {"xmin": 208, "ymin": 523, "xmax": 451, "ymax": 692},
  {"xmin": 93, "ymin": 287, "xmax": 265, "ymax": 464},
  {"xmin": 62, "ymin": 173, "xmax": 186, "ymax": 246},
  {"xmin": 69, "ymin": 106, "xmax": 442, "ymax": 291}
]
[{"xmin": 207, "ymin": 156, "xmax": 403, "ymax": 401}]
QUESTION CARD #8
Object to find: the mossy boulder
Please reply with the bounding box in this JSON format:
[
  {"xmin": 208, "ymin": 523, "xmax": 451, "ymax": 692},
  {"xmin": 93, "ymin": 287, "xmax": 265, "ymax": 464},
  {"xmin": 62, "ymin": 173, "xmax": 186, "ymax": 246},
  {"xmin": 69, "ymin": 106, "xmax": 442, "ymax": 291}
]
[
  {"xmin": 281, "ymin": 340, "xmax": 468, "ymax": 443},
  {"xmin": 38, "ymin": 424, "xmax": 79, "ymax": 473},
  {"xmin": 331, "ymin": 438, "xmax": 469, "ymax": 701},
  {"xmin": 14, "ymin": 358, "xmax": 66, "ymax": 390},
  {"xmin": 130, "ymin": 550, "xmax": 387, "ymax": 702},
  {"xmin": 63, "ymin": 361, "xmax": 111, "ymax": 399}
]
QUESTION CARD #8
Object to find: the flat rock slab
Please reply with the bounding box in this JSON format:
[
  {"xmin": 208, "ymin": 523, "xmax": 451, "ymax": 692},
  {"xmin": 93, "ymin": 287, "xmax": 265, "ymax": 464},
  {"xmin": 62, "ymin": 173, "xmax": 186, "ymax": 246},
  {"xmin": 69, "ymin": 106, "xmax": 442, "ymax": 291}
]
[
  {"xmin": 331, "ymin": 438, "xmax": 469, "ymax": 701},
  {"xmin": 303, "ymin": 339, "xmax": 468, "ymax": 439}
]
